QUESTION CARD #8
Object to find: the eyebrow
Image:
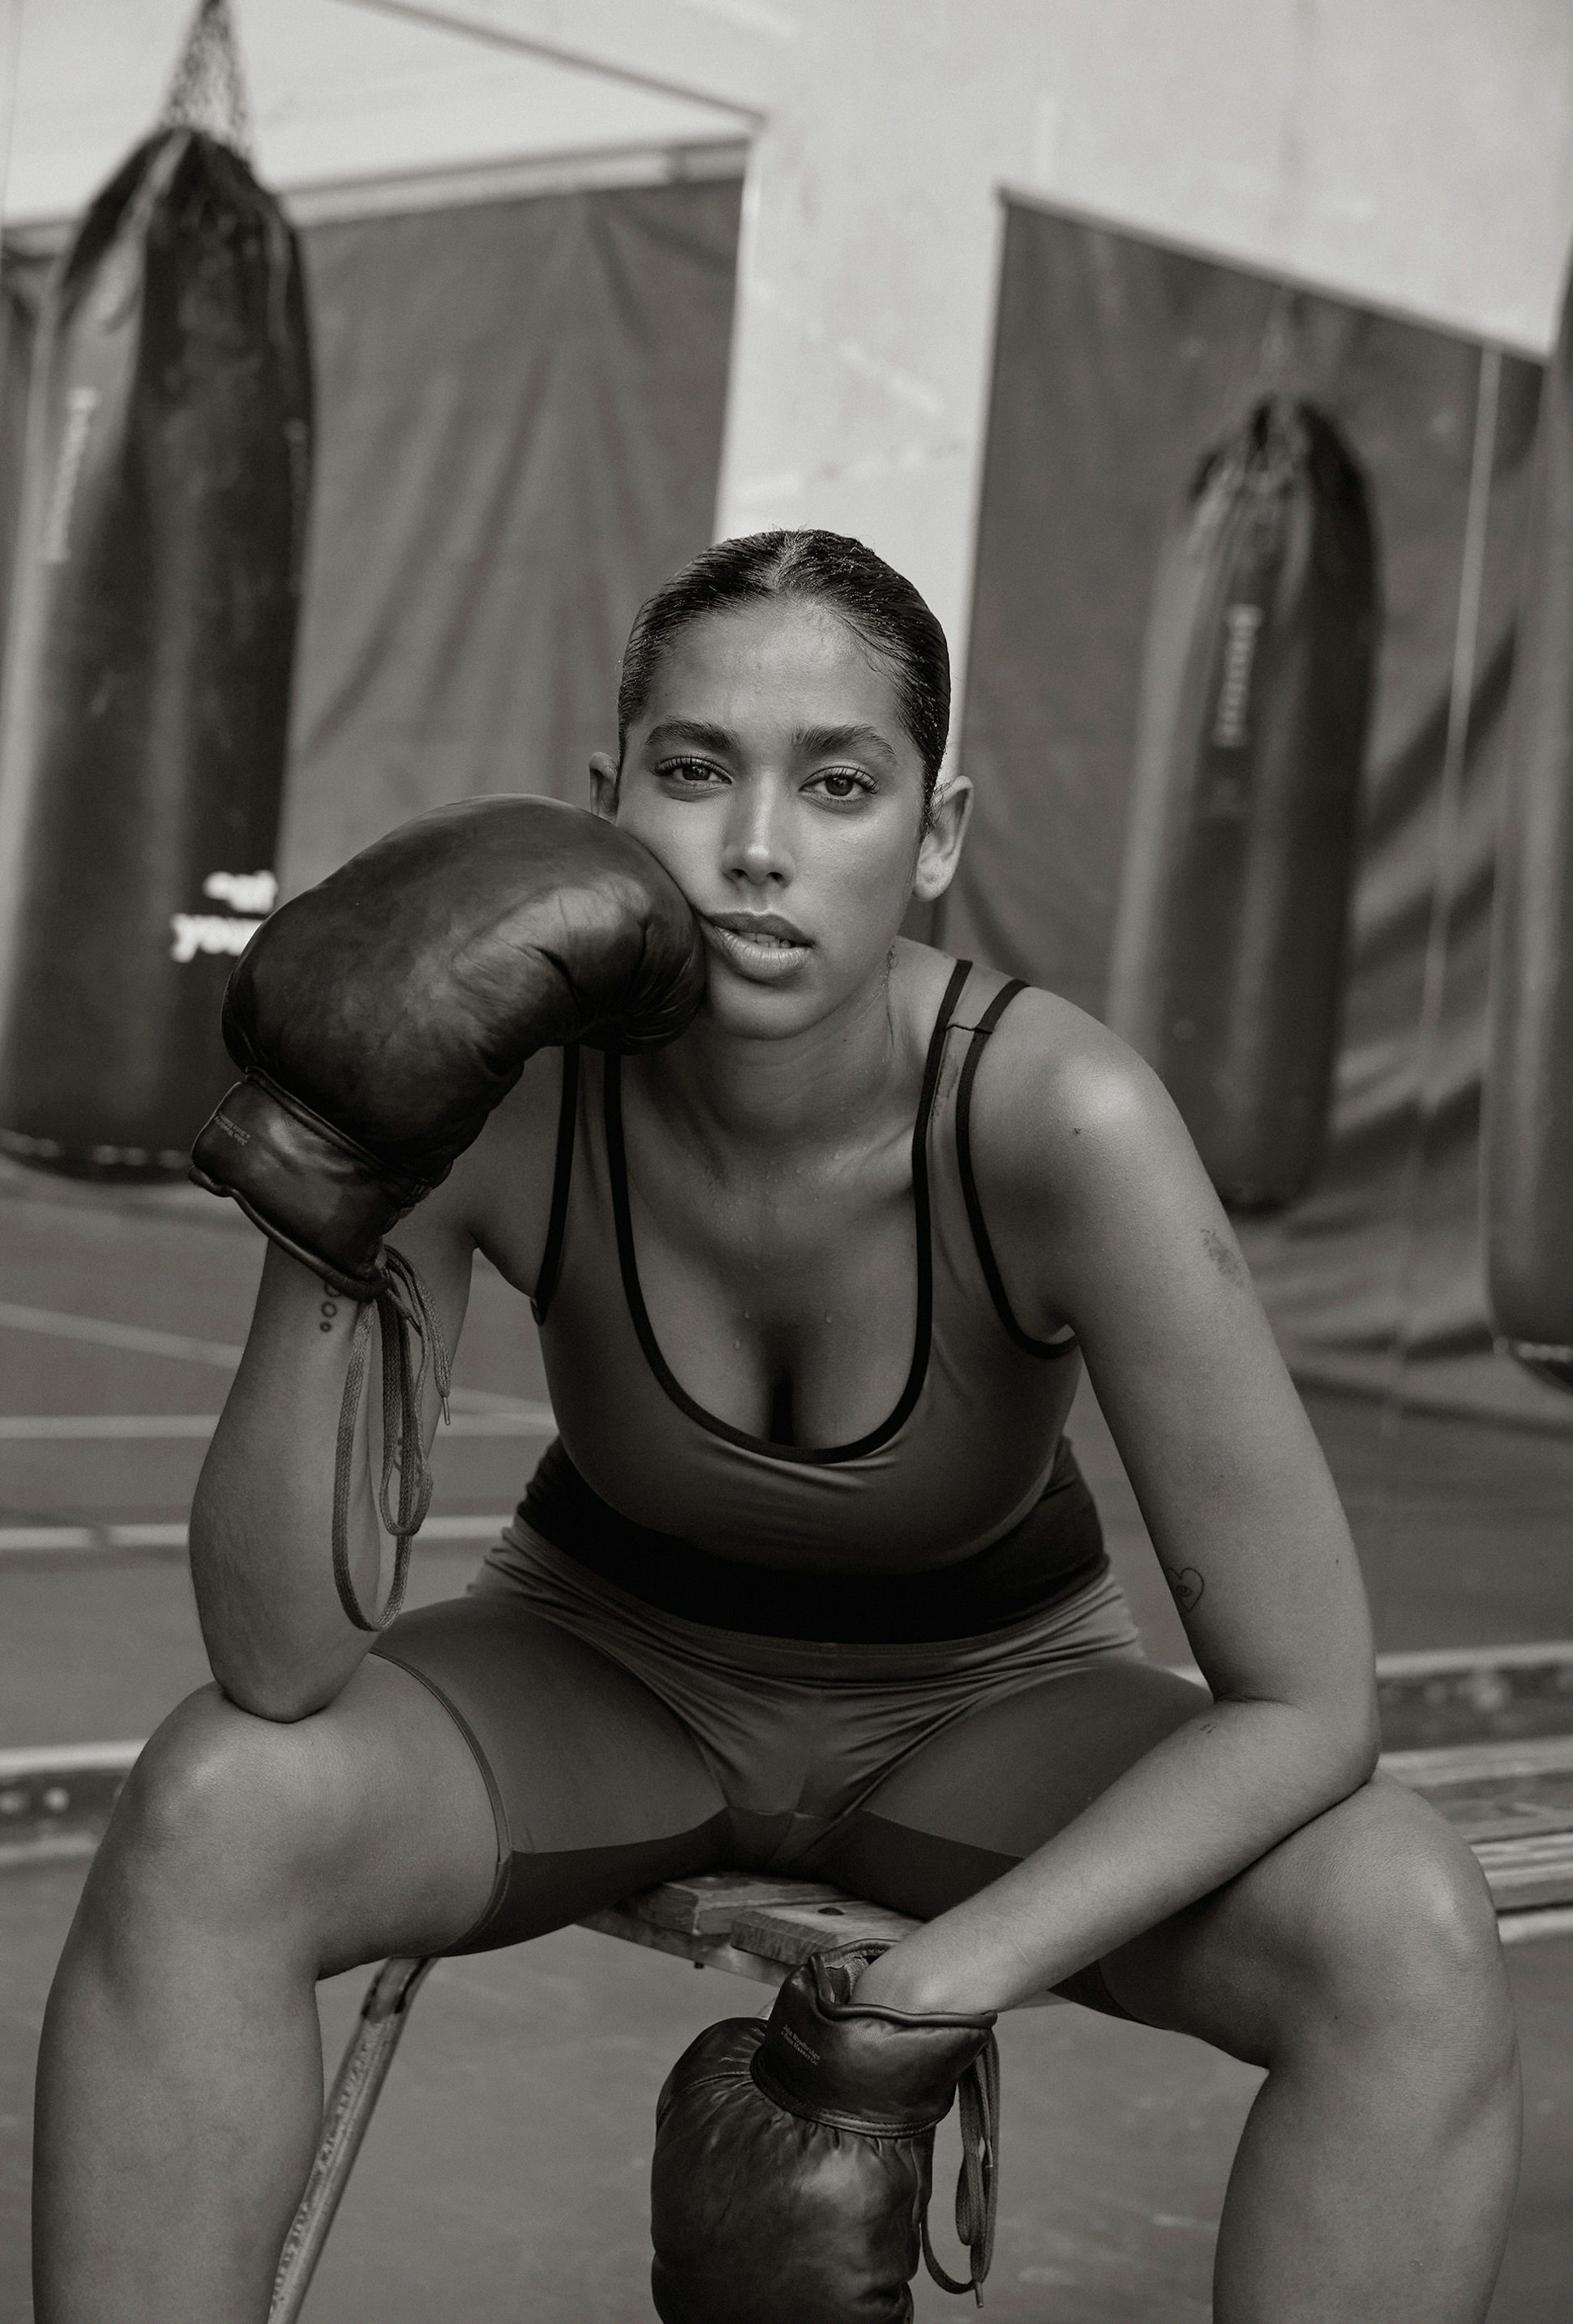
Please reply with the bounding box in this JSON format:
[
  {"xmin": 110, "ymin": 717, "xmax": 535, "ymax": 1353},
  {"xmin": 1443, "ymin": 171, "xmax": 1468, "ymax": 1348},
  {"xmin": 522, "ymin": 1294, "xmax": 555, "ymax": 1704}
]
[
  {"xmin": 791, "ymin": 722, "xmax": 901, "ymax": 770},
  {"xmin": 644, "ymin": 719, "xmax": 738, "ymax": 754}
]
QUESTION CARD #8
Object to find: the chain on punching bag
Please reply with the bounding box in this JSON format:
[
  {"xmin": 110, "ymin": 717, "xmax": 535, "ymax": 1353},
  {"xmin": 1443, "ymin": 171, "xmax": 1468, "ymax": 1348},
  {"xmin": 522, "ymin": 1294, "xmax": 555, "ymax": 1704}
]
[
  {"xmin": 0, "ymin": 0, "xmax": 311, "ymax": 1178},
  {"xmin": 1485, "ymin": 265, "xmax": 1573, "ymax": 1394},
  {"xmin": 1108, "ymin": 396, "xmax": 1378, "ymax": 1211}
]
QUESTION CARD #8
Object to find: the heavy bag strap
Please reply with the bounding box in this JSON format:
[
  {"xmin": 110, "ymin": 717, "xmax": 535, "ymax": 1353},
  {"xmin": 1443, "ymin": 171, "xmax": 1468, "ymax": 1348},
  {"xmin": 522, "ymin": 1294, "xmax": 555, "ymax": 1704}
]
[
  {"xmin": 330, "ymin": 1249, "xmax": 451, "ymax": 1634},
  {"xmin": 161, "ymin": 0, "xmax": 254, "ymax": 157},
  {"xmin": 920, "ymin": 2031, "xmax": 1001, "ymax": 2305}
]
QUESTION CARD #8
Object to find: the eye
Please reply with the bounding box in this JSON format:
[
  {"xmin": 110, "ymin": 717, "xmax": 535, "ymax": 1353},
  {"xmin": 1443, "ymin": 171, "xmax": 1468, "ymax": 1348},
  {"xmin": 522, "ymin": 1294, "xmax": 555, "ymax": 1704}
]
[
  {"xmin": 806, "ymin": 766, "xmax": 876, "ymax": 802},
  {"xmin": 657, "ymin": 757, "xmax": 729, "ymax": 788}
]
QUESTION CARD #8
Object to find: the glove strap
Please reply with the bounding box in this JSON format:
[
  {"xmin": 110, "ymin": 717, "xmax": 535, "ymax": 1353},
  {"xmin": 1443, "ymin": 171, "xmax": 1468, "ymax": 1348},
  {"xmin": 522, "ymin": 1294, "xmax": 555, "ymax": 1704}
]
[
  {"xmin": 920, "ymin": 2032, "xmax": 1001, "ymax": 2306},
  {"xmin": 330, "ymin": 1247, "xmax": 452, "ymax": 1632}
]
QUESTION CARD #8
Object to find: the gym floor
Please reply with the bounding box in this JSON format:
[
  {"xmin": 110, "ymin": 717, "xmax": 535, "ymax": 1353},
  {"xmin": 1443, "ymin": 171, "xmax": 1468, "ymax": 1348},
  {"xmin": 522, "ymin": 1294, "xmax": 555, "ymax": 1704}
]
[{"xmin": 2, "ymin": 1169, "xmax": 1570, "ymax": 2321}]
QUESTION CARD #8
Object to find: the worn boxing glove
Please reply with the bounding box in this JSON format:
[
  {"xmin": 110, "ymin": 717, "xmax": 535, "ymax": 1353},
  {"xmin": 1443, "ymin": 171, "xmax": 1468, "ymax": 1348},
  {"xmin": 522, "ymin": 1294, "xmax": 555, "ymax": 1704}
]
[
  {"xmin": 191, "ymin": 795, "xmax": 704, "ymax": 1293},
  {"xmin": 189, "ymin": 795, "xmax": 704, "ymax": 1629},
  {"xmin": 650, "ymin": 1945, "xmax": 1000, "ymax": 2324}
]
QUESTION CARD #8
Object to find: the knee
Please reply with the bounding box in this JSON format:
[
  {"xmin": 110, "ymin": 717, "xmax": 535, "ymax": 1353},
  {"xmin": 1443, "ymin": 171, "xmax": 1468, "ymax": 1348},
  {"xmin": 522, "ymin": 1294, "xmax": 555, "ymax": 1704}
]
[
  {"xmin": 87, "ymin": 1687, "xmax": 336, "ymax": 1941},
  {"xmin": 1271, "ymin": 1786, "xmax": 1516, "ymax": 2082}
]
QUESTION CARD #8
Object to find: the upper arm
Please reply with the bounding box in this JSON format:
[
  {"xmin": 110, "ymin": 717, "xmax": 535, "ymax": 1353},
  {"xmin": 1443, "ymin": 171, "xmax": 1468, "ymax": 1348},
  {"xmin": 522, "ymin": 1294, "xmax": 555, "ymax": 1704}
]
[{"xmin": 970, "ymin": 996, "xmax": 1376, "ymax": 1754}]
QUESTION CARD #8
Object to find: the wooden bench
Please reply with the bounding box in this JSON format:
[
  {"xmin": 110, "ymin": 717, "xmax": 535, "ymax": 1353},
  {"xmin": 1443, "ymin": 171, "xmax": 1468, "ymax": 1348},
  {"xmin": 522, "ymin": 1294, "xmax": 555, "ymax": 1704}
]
[
  {"xmin": 265, "ymin": 1725, "xmax": 1573, "ymax": 2322},
  {"xmin": 6, "ymin": 1649, "xmax": 1573, "ymax": 2322}
]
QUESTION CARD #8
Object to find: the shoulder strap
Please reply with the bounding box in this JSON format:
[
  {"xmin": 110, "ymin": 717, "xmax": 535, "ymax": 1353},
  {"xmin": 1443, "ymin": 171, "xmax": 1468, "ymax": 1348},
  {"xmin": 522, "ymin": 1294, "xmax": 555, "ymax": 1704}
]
[
  {"xmin": 531, "ymin": 1044, "xmax": 580, "ymax": 1323},
  {"xmin": 954, "ymin": 980, "xmax": 1078, "ymax": 1360}
]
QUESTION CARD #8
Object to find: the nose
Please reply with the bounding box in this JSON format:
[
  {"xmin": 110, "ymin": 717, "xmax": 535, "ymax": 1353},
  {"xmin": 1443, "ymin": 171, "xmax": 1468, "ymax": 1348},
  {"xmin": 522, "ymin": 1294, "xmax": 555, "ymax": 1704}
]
[{"xmin": 719, "ymin": 777, "xmax": 795, "ymax": 890}]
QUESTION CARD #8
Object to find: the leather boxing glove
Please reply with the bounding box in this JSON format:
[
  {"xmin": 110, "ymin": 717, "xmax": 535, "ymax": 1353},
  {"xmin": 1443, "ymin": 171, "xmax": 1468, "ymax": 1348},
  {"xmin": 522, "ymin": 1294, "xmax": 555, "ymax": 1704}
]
[
  {"xmin": 191, "ymin": 795, "xmax": 704, "ymax": 1295},
  {"xmin": 189, "ymin": 795, "xmax": 704, "ymax": 1630},
  {"xmin": 650, "ymin": 1944, "xmax": 1000, "ymax": 2324}
]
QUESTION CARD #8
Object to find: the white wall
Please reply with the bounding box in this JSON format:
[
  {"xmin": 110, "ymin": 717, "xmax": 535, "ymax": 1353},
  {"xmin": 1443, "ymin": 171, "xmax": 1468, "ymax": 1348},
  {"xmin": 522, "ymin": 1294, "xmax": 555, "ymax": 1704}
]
[
  {"xmin": 0, "ymin": 0, "xmax": 744, "ymax": 221},
  {"xmin": 8, "ymin": 0, "xmax": 1572, "ymax": 727}
]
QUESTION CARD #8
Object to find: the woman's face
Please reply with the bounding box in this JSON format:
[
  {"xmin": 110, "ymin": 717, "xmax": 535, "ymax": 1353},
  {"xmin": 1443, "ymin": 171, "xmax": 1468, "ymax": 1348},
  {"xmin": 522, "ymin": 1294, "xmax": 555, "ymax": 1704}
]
[{"xmin": 593, "ymin": 598, "xmax": 970, "ymax": 1039}]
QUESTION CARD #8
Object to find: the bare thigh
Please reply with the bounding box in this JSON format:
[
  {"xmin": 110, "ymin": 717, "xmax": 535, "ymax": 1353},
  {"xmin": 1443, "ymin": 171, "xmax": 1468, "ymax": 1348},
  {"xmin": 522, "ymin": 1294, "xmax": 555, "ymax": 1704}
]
[
  {"xmin": 86, "ymin": 1656, "xmax": 504, "ymax": 1977},
  {"xmin": 1096, "ymin": 1773, "xmax": 1511, "ymax": 2065}
]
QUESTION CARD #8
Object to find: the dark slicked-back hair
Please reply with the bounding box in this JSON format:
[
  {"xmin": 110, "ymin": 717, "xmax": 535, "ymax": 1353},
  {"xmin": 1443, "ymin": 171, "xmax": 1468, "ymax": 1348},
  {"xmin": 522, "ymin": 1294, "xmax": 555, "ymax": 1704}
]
[{"xmin": 616, "ymin": 529, "xmax": 950, "ymax": 802}]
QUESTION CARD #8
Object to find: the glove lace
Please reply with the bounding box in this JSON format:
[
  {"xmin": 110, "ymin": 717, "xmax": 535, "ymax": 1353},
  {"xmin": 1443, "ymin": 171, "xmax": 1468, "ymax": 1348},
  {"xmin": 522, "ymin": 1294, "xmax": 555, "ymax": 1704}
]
[
  {"xmin": 920, "ymin": 2032, "xmax": 1001, "ymax": 2305},
  {"xmin": 330, "ymin": 1248, "xmax": 452, "ymax": 1632}
]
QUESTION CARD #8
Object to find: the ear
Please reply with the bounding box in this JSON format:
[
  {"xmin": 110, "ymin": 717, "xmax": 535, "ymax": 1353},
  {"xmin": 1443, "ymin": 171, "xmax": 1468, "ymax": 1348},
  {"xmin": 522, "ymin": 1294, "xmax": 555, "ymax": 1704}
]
[
  {"xmin": 911, "ymin": 773, "xmax": 974, "ymax": 903},
  {"xmin": 589, "ymin": 751, "xmax": 620, "ymax": 821}
]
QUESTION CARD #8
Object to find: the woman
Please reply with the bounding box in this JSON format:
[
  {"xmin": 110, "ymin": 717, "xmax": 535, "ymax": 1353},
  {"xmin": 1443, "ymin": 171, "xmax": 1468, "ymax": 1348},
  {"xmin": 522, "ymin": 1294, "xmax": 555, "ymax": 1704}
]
[{"xmin": 34, "ymin": 530, "xmax": 1519, "ymax": 2322}]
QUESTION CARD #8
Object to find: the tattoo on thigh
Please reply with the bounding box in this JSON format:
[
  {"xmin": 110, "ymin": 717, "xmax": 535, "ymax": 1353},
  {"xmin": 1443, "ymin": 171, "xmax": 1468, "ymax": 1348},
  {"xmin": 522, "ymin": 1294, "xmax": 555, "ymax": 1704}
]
[
  {"xmin": 1163, "ymin": 1563, "xmax": 1205, "ymax": 1612},
  {"xmin": 319, "ymin": 1298, "xmax": 339, "ymax": 1336}
]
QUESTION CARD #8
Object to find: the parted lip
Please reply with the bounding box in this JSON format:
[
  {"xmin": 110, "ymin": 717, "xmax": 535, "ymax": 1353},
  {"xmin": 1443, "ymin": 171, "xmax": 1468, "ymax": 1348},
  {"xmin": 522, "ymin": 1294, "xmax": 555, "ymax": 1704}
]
[{"xmin": 704, "ymin": 910, "xmax": 812, "ymax": 944}]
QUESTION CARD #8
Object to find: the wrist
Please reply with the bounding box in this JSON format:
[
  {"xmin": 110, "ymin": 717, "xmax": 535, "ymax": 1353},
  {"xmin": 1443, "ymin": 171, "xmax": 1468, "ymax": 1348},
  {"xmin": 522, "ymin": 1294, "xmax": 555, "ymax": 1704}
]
[
  {"xmin": 850, "ymin": 1940, "xmax": 979, "ymax": 2017},
  {"xmin": 191, "ymin": 1074, "xmax": 418, "ymax": 1293}
]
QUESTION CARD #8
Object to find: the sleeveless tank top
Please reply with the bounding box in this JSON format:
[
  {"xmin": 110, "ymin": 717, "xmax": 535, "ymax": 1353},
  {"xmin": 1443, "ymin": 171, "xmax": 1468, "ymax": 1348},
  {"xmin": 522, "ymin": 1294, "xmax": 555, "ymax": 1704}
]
[{"xmin": 514, "ymin": 959, "xmax": 1106, "ymax": 1640}]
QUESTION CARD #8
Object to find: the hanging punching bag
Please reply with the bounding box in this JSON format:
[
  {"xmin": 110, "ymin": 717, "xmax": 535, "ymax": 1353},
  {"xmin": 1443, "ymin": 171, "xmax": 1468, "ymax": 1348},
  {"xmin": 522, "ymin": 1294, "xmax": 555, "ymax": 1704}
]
[
  {"xmin": 0, "ymin": 251, "xmax": 45, "ymax": 662},
  {"xmin": 1108, "ymin": 396, "xmax": 1378, "ymax": 1211},
  {"xmin": 1485, "ymin": 264, "xmax": 1573, "ymax": 1393},
  {"xmin": 0, "ymin": 0, "xmax": 311, "ymax": 1179}
]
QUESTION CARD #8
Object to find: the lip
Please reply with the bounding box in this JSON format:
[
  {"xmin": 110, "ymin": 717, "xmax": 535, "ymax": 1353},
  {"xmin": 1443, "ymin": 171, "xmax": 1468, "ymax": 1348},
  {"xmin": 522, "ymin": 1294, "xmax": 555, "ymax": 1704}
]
[
  {"xmin": 705, "ymin": 911, "xmax": 811, "ymax": 942},
  {"xmin": 701, "ymin": 910, "xmax": 812, "ymax": 984}
]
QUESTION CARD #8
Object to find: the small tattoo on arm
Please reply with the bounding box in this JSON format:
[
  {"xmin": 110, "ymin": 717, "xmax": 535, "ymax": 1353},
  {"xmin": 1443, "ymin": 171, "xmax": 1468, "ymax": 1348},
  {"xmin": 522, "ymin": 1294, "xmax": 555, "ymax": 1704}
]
[
  {"xmin": 1201, "ymin": 1227, "xmax": 1245, "ymax": 1288},
  {"xmin": 1163, "ymin": 1563, "xmax": 1206, "ymax": 1612},
  {"xmin": 319, "ymin": 1298, "xmax": 338, "ymax": 1336}
]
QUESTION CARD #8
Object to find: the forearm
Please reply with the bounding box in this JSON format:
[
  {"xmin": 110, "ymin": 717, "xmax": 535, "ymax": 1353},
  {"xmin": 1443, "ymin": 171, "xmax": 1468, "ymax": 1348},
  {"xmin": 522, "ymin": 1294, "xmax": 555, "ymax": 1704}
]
[
  {"xmin": 856, "ymin": 1695, "xmax": 1378, "ymax": 2014},
  {"xmin": 189, "ymin": 1249, "xmax": 384, "ymax": 1720}
]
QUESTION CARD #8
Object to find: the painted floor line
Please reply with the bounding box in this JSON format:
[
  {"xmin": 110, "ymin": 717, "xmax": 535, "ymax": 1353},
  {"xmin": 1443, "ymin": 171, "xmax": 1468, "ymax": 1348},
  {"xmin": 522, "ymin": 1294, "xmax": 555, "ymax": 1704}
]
[
  {"xmin": 0, "ymin": 1739, "xmax": 144, "ymax": 1777},
  {"xmin": 0, "ymin": 1300, "xmax": 243, "ymax": 1366},
  {"xmin": 0, "ymin": 1514, "xmax": 513, "ymax": 1554},
  {"xmin": 0, "ymin": 1301, "xmax": 541, "ymax": 1417},
  {"xmin": 0, "ymin": 1407, "xmax": 555, "ymax": 1439}
]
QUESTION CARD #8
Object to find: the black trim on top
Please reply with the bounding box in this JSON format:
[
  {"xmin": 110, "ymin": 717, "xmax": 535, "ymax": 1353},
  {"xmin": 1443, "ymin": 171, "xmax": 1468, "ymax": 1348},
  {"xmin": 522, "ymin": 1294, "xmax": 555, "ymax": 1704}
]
[
  {"xmin": 530, "ymin": 1044, "xmax": 580, "ymax": 1324},
  {"xmin": 955, "ymin": 981, "xmax": 1079, "ymax": 1360},
  {"xmin": 602, "ymin": 957, "xmax": 974, "ymax": 1465}
]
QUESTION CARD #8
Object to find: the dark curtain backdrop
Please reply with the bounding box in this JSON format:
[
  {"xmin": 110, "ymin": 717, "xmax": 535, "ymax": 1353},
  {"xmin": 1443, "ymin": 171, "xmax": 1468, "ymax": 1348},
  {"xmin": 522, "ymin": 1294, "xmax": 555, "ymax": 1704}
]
[
  {"xmin": 947, "ymin": 198, "xmax": 1563, "ymax": 1431},
  {"xmin": 279, "ymin": 173, "xmax": 743, "ymax": 893}
]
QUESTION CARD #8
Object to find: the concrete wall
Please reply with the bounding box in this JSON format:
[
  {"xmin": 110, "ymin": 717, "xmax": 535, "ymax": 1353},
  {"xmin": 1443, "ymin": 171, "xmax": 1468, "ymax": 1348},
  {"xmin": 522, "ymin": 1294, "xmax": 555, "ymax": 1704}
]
[
  {"xmin": 8, "ymin": 0, "xmax": 1573, "ymax": 728},
  {"xmin": 333, "ymin": 1, "xmax": 1573, "ymax": 735}
]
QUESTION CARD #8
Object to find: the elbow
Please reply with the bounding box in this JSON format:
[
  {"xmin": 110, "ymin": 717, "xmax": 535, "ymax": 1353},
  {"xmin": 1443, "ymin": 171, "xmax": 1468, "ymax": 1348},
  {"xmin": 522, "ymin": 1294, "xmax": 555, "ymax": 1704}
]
[
  {"xmin": 1309, "ymin": 1686, "xmax": 1382, "ymax": 1799},
  {"xmin": 1339, "ymin": 1718, "xmax": 1382, "ymax": 1792},
  {"xmin": 1219, "ymin": 1681, "xmax": 1381, "ymax": 1803}
]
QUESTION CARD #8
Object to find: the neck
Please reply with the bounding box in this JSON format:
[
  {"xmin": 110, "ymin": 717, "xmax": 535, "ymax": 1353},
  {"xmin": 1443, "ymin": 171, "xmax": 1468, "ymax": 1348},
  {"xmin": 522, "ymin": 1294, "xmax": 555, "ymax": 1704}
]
[{"xmin": 641, "ymin": 963, "xmax": 907, "ymax": 1157}]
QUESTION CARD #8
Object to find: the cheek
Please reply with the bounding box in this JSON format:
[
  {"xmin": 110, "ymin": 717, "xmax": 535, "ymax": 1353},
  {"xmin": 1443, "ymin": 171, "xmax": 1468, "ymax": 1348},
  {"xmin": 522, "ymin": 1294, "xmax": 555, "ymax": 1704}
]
[
  {"xmin": 809, "ymin": 813, "xmax": 923, "ymax": 911},
  {"xmin": 608, "ymin": 791, "xmax": 705, "ymax": 891}
]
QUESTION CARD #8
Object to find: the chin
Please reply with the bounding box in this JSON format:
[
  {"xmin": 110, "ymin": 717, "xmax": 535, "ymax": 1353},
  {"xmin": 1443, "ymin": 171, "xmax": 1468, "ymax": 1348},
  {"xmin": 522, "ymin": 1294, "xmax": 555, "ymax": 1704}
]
[
  {"xmin": 703, "ymin": 955, "xmax": 892, "ymax": 1042},
  {"xmin": 702, "ymin": 979, "xmax": 821, "ymax": 1040}
]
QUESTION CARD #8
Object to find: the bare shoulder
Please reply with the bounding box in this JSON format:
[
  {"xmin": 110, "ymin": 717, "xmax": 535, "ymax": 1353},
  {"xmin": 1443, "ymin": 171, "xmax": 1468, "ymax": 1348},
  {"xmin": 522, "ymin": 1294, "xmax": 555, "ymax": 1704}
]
[
  {"xmin": 957, "ymin": 977, "xmax": 1246, "ymax": 1335},
  {"xmin": 968, "ymin": 981, "xmax": 1185, "ymax": 1198},
  {"xmin": 406, "ymin": 1044, "xmax": 571, "ymax": 1300}
]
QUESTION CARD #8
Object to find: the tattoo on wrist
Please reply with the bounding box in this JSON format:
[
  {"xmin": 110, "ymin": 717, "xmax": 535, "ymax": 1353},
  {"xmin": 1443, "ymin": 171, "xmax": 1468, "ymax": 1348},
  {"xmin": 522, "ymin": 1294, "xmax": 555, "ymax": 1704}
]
[{"xmin": 1163, "ymin": 1563, "xmax": 1205, "ymax": 1611}]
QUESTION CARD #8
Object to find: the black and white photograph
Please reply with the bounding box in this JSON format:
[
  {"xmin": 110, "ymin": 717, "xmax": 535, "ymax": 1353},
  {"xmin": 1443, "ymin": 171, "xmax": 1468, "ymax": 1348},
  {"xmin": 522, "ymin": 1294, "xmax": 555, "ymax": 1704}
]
[{"xmin": 0, "ymin": 3, "xmax": 1570, "ymax": 2318}]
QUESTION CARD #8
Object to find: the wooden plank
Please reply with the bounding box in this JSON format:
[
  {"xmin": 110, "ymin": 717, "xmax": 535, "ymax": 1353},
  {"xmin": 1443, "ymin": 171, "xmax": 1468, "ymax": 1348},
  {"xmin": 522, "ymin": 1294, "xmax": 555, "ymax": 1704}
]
[
  {"xmin": 1376, "ymin": 1644, "xmax": 1573, "ymax": 1752},
  {"xmin": 1384, "ymin": 1734, "xmax": 1573, "ymax": 1786},
  {"xmin": 728, "ymin": 1897, "xmax": 924, "ymax": 1966},
  {"xmin": 1473, "ymin": 1831, "xmax": 1573, "ymax": 1910},
  {"xmin": 577, "ymin": 1906, "xmax": 792, "ymax": 1987},
  {"xmin": 602, "ymin": 1872, "xmax": 851, "ymax": 1937}
]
